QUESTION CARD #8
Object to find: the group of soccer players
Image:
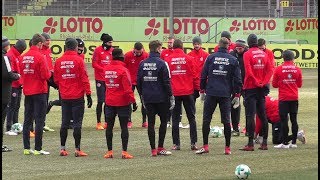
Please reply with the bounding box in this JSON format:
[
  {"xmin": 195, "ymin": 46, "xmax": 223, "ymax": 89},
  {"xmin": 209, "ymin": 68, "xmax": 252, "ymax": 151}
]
[{"xmin": 2, "ymin": 30, "xmax": 305, "ymax": 158}]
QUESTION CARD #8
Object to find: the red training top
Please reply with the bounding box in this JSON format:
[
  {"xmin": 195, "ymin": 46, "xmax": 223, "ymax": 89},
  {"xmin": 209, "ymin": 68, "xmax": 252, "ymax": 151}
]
[
  {"xmin": 92, "ymin": 46, "xmax": 114, "ymax": 81},
  {"xmin": 124, "ymin": 50, "xmax": 149, "ymax": 85}
]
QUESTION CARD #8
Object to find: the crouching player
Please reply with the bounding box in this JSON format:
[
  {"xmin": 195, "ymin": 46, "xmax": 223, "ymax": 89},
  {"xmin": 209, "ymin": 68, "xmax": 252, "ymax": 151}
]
[
  {"xmin": 54, "ymin": 38, "xmax": 92, "ymax": 157},
  {"xmin": 254, "ymin": 95, "xmax": 306, "ymax": 146},
  {"xmin": 103, "ymin": 49, "xmax": 137, "ymax": 159}
]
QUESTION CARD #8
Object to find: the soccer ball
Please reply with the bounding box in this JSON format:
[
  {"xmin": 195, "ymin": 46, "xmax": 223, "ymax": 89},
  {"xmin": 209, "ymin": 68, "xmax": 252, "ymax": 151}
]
[
  {"xmin": 209, "ymin": 126, "xmax": 223, "ymax": 138},
  {"xmin": 11, "ymin": 123, "xmax": 23, "ymax": 133},
  {"xmin": 235, "ymin": 164, "xmax": 251, "ymax": 179}
]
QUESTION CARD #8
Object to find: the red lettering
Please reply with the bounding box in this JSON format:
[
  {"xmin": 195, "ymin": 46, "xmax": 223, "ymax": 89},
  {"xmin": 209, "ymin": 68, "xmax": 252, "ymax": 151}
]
[
  {"xmin": 59, "ymin": 17, "xmax": 103, "ymax": 33},
  {"xmin": 182, "ymin": 19, "xmax": 189, "ymax": 34},
  {"xmin": 78, "ymin": 18, "xmax": 84, "ymax": 32},
  {"xmin": 268, "ymin": 20, "xmax": 276, "ymax": 30},
  {"xmin": 248, "ymin": 20, "xmax": 256, "ymax": 30},
  {"xmin": 60, "ymin": 18, "xmax": 67, "ymax": 32},
  {"xmin": 68, "ymin": 17, "xmax": 77, "ymax": 32},
  {"xmin": 198, "ymin": 19, "xmax": 209, "ymax": 34},
  {"xmin": 162, "ymin": 18, "xmax": 210, "ymax": 35},
  {"xmin": 163, "ymin": 19, "xmax": 170, "ymax": 34},
  {"xmin": 92, "ymin": 18, "xmax": 103, "ymax": 33},
  {"xmin": 190, "ymin": 19, "xmax": 198, "ymax": 34},
  {"xmin": 2, "ymin": 17, "xmax": 15, "ymax": 26},
  {"xmin": 173, "ymin": 19, "xmax": 182, "ymax": 34},
  {"xmin": 85, "ymin": 18, "xmax": 92, "ymax": 32}
]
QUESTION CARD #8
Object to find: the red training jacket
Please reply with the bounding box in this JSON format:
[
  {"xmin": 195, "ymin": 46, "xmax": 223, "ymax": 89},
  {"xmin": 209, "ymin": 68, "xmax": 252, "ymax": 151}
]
[
  {"xmin": 20, "ymin": 46, "xmax": 51, "ymax": 95},
  {"xmin": 264, "ymin": 48, "xmax": 275, "ymax": 71},
  {"xmin": 124, "ymin": 50, "xmax": 149, "ymax": 85},
  {"xmin": 40, "ymin": 45, "xmax": 54, "ymax": 72},
  {"xmin": 165, "ymin": 49, "xmax": 199, "ymax": 96},
  {"xmin": 214, "ymin": 42, "xmax": 236, "ymax": 53},
  {"xmin": 160, "ymin": 48, "xmax": 174, "ymax": 60},
  {"xmin": 187, "ymin": 48, "xmax": 209, "ymax": 82},
  {"xmin": 54, "ymin": 50, "xmax": 91, "ymax": 100},
  {"xmin": 104, "ymin": 60, "xmax": 135, "ymax": 106},
  {"xmin": 92, "ymin": 46, "xmax": 114, "ymax": 81},
  {"xmin": 272, "ymin": 61, "xmax": 302, "ymax": 101},
  {"xmin": 243, "ymin": 47, "xmax": 273, "ymax": 89},
  {"xmin": 6, "ymin": 47, "xmax": 23, "ymax": 88},
  {"xmin": 255, "ymin": 95, "xmax": 280, "ymax": 134}
]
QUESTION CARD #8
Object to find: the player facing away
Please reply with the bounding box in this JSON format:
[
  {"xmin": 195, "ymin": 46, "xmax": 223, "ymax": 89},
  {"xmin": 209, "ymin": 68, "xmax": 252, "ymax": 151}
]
[
  {"xmin": 239, "ymin": 34, "xmax": 273, "ymax": 151},
  {"xmin": 196, "ymin": 37, "xmax": 242, "ymax": 155},
  {"xmin": 272, "ymin": 50, "xmax": 303, "ymax": 149},
  {"xmin": 103, "ymin": 48, "xmax": 137, "ymax": 159},
  {"xmin": 92, "ymin": 33, "xmax": 114, "ymax": 130},
  {"xmin": 54, "ymin": 38, "xmax": 92, "ymax": 157},
  {"xmin": 137, "ymin": 40, "xmax": 175, "ymax": 156}
]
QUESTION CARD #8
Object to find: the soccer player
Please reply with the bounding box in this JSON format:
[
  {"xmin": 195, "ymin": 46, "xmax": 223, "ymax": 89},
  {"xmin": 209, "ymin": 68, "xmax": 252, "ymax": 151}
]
[
  {"xmin": 240, "ymin": 34, "xmax": 273, "ymax": 151},
  {"xmin": 137, "ymin": 40, "xmax": 174, "ymax": 156},
  {"xmin": 54, "ymin": 38, "xmax": 92, "ymax": 157},
  {"xmin": 103, "ymin": 48, "xmax": 137, "ymax": 159},
  {"xmin": 185, "ymin": 36, "xmax": 209, "ymax": 129},
  {"xmin": 254, "ymin": 95, "xmax": 306, "ymax": 145},
  {"xmin": 124, "ymin": 42, "xmax": 149, "ymax": 128},
  {"xmin": 213, "ymin": 31, "xmax": 236, "ymax": 53},
  {"xmin": 229, "ymin": 39, "xmax": 248, "ymax": 136},
  {"xmin": 20, "ymin": 34, "xmax": 51, "ymax": 155},
  {"xmin": 165, "ymin": 39, "xmax": 199, "ymax": 151},
  {"xmin": 272, "ymin": 50, "xmax": 303, "ymax": 149},
  {"xmin": 2, "ymin": 36, "xmax": 21, "ymax": 152},
  {"xmin": 258, "ymin": 38, "xmax": 275, "ymax": 71},
  {"xmin": 5, "ymin": 39, "xmax": 26, "ymax": 136},
  {"xmin": 196, "ymin": 37, "xmax": 242, "ymax": 155},
  {"xmin": 92, "ymin": 33, "xmax": 114, "ymax": 130}
]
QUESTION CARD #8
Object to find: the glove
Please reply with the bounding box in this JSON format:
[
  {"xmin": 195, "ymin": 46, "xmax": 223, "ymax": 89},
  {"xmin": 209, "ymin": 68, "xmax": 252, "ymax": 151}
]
[
  {"xmin": 193, "ymin": 90, "xmax": 200, "ymax": 99},
  {"xmin": 263, "ymin": 85, "xmax": 270, "ymax": 96},
  {"xmin": 200, "ymin": 92, "xmax": 206, "ymax": 101},
  {"xmin": 169, "ymin": 95, "xmax": 175, "ymax": 110},
  {"xmin": 86, "ymin": 94, "xmax": 92, "ymax": 108},
  {"xmin": 132, "ymin": 102, "xmax": 138, "ymax": 112},
  {"xmin": 231, "ymin": 94, "xmax": 240, "ymax": 109}
]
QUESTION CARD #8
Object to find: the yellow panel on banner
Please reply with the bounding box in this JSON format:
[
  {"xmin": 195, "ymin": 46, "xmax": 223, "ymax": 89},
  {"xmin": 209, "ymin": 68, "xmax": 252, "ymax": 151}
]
[{"xmin": 18, "ymin": 41, "xmax": 318, "ymax": 68}]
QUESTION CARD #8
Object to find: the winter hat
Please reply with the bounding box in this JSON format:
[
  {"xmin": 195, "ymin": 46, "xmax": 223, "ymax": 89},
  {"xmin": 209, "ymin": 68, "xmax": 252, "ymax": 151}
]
[
  {"xmin": 282, "ymin": 50, "xmax": 294, "ymax": 61},
  {"xmin": 65, "ymin": 38, "xmax": 78, "ymax": 50},
  {"xmin": 247, "ymin": 34, "xmax": 258, "ymax": 48},
  {"xmin": 41, "ymin": 33, "xmax": 51, "ymax": 40},
  {"xmin": 2, "ymin": 36, "xmax": 10, "ymax": 49},
  {"xmin": 14, "ymin": 39, "xmax": 27, "ymax": 53},
  {"xmin": 100, "ymin": 33, "xmax": 113, "ymax": 42},
  {"xmin": 235, "ymin": 39, "xmax": 247, "ymax": 47},
  {"xmin": 221, "ymin": 31, "xmax": 231, "ymax": 40},
  {"xmin": 76, "ymin": 38, "xmax": 85, "ymax": 48},
  {"xmin": 112, "ymin": 48, "xmax": 124, "ymax": 61},
  {"xmin": 192, "ymin": 36, "xmax": 202, "ymax": 44}
]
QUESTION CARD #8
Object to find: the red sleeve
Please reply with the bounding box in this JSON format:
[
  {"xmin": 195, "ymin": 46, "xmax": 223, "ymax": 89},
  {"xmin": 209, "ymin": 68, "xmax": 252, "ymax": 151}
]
[
  {"xmin": 123, "ymin": 69, "xmax": 135, "ymax": 103},
  {"xmin": 255, "ymin": 114, "xmax": 262, "ymax": 135},
  {"xmin": 92, "ymin": 48, "xmax": 104, "ymax": 71},
  {"xmin": 267, "ymin": 49, "xmax": 275, "ymax": 71},
  {"xmin": 79, "ymin": 59, "xmax": 91, "ymax": 95},
  {"xmin": 243, "ymin": 52, "xmax": 259, "ymax": 86},
  {"xmin": 297, "ymin": 68, "xmax": 303, "ymax": 88},
  {"xmin": 53, "ymin": 59, "xmax": 60, "ymax": 86},
  {"xmin": 190, "ymin": 56, "xmax": 200, "ymax": 90},
  {"xmin": 272, "ymin": 67, "xmax": 280, "ymax": 88},
  {"xmin": 39, "ymin": 55, "xmax": 51, "ymax": 80},
  {"xmin": 262, "ymin": 54, "xmax": 273, "ymax": 86},
  {"xmin": 124, "ymin": 52, "xmax": 131, "ymax": 67},
  {"xmin": 46, "ymin": 50, "xmax": 54, "ymax": 71}
]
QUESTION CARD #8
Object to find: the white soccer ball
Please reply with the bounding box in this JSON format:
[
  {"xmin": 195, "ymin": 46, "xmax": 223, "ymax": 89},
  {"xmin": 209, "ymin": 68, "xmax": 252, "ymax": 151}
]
[
  {"xmin": 209, "ymin": 126, "xmax": 223, "ymax": 138},
  {"xmin": 11, "ymin": 123, "xmax": 23, "ymax": 133},
  {"xmin": 235, "ymin": 164, "xmax": 251, "ymax": 179}
]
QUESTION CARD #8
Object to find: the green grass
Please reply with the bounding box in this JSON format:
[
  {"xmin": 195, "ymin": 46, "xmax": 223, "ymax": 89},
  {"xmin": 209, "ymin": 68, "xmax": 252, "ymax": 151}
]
[{"xmin": 3, "ymin": 67, "xmax": 318, "ymax": 180}]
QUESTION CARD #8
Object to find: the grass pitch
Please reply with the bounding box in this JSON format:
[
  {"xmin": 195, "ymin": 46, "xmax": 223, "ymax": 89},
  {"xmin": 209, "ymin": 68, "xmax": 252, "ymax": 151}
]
[{"xmin": 2, "ymin": 67, "xmax": 318, "ymax": 180}]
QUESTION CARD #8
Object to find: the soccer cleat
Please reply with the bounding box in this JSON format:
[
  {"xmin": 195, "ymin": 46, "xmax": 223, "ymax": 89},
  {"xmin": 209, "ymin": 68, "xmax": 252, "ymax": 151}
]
[
  {"xmin": 182, "ymin": 124, "xmax": 190, "ymax": 129},
  {"xmin": 142, "ymin": 122, "xmax": 148, "ymax": 128},
  {"xmin": 122, "ymin": 151, "xmax": 134, "ymax": 159},
  {"xmin": 224, "ymin": 146, "xmax": 231, "ymax": 155},
  {"xmin": 34, "ymin": 150, "xmax": 50, "ymax": 155},
  {"xmin": 195, "ymin": 147, "xmax": 209, "ymax": 154},
  {"xmin": 171, "ymin": 144, "xmax": 180, "ymax": 150},
  {"xmin": 60, "ymin": 149, "xmax": 69, "ymax": 156},
  {"xmin": 127, "ymin": 122, "xmax": 133, "ymax": 129},
  {"xmin": 167, "ymin": 123, "xmax": 171, "ymax": 128},
  {"xmin": 232, "ymin": 130, "xmax": 240, "ymax": 137},
  {"xmin": 258, "ymin": 144, "xmax": 268, "ymax": 150},
  {"xmin": 43, "ymin": 126, "xmax": 55, "ymax": 132},
  {"xmin": 46, "ymin": 101, "xmax": 53, "ymax": 114},
  {"xmin": 274, "ymin": 143, "xmax": 290, "ymax": 149},
  {"xmin": 151, "ymin": 149, "xmax": 157, "ymax": 156},
  {"xmin": 30, "ymin": 131, "xmax": 35, "ymax": 138},
  {"xmin": 179, "ymin": 122, "xmax": 183, "ymax": 128},
  {"xmin": 289, "ymin": 143, "xmax": 298, "ymax": 148},
  {"xmin": 103, "ymin": 122, "xmax": 108, "ymax": 129},
  {"xmin": 2, "ymin": 145, "xmax": 12, "ymax": 152},
  {"xmin": 104, "ymin": 150, "xmax": 113, "ymax": 159},
  {"xmin": 96, "ymin": 123, "xmax": 104, "ymax": 130},
  {"xmin": 23, "ymin": 149, "xmax": 34, "ymax": 155},
  {"xmin": 239, "ymin": 145, "xmax": 254, "ymax": 151},
  {"xmin": 157, "ymin": 147, "xmax": 172, "ymax": 155},
  {"xmin": 297, "ymin": 130, "xmax": 306, "ymax": 144},
  {"xmin": 75, "ymin": 150, "xmax": 88, "ymax": 157},
  {"xmin": 191, "ymin": 144, "xmax": 199, "ymax": 150},
  {"xmin": 241, "ymin": 128, "xmax": 246, "ymax": 134},
  {"xmin": 5, "ymin": 130, "xmax": 18, "ymax": 136}
]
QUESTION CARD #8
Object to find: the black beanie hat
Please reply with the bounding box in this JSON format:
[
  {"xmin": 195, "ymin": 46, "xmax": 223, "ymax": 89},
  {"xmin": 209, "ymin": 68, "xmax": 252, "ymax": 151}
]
[
  {"xmin": 2, "ymin": 36, "xmax": 10, "ymax": 49},
  {"xmin": 41, "ymin": 32, "xmax": 51, "ymax": 40},
  {"xmin": 14, "ymin": 39, "xmax": 27, "ymax": 53},
  {"xmin": 221, "ymin": 31, "xmax": 231, "ymax": 40},
  {"xmin": 247, "ymin": 34, "xmax": 258, "ymax": 48},
  {"xmin": 112, "ymin": 48, "xmax": 124, "ymax": 61},
  {"xmin": 76, "ymin": 38, "xmax": 85, "ymax": 48},
  {"xmin": 235, "ymin": 39, "xmax": 247, "ymax": 47},
  {"xmin": 100, "ymin": 33, "xmax": 113, "ymax": 42},
  {"xmin": 192, "ymin": 36, "xmax": 202, "ymax": 44},
  {"xmin": 65, "ymin": 38, "xmax": 78, "ymax": 50},
  {"xmin": 282, "ymin": 50, "xmax": 294, "ymax": 61}
]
